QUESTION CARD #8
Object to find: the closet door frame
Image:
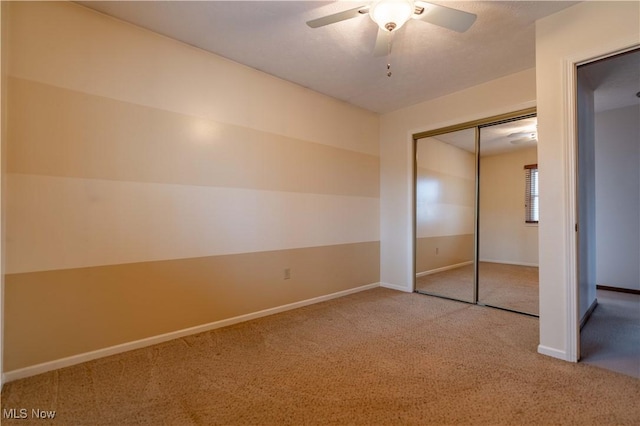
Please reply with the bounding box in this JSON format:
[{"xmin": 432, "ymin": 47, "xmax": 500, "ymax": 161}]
[{"xmin": 413, "ymin": 107, "xmax": 537, "ymax": 310}]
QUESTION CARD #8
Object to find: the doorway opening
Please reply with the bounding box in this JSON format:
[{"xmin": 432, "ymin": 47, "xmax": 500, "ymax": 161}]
[{"xmin": 576, "ymin": 48, "xmax": 640, "ymax": 378}]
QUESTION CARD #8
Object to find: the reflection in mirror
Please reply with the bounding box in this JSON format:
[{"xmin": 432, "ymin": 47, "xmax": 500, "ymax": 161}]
[
  {"xmin": 478, "ymin": 117, "xmax": 539, "ymax": 315},
  {"xmin": 415, "ymin": 128, "xmax": 476, "ymax": 303}
]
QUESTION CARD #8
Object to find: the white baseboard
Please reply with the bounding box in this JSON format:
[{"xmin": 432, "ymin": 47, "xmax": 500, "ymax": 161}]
[
  {"xmin": 579, "ymin": 298, "xmax": 598, "ymax": 330},
  {"xmin": 380, "ymin": 282, "xmax": 413, "ymax": 293},
  {"xmin": 479, "ymin": 259, "xmax": 539, "ymax": 267},
  {"xmin": 416, "ymin": 261, "xmax": 473, "ymax": 278},
  {"xmin": 537, "ymin": 344, "xmax": 571, "ymax": 361},
  {"xmin": 2, "ymin": 282, "xmax": 380, "ymax": 384}
]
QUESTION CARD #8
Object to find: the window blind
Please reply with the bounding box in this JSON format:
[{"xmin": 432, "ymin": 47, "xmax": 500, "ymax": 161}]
[{"xmin": 525, "ymin": 164, "xmax": 539, "ymax": 223}]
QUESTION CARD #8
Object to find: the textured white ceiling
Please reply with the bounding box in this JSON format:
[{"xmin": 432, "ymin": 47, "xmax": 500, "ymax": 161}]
[
  {"xmin": 77, "ymin": 1, "xmax": 580, "ymax": 113},
  {"xmin": 424, "ymin": 116, "xmax": 538, "ymax": 156}
]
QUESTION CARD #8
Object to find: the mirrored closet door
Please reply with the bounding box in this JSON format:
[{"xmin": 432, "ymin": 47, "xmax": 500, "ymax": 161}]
[
  {"xmin": 414, "ymin": 128, "xmax": 478, "ymax": 303},
  {"xmin": 414, "ymin": 110, "xmax": 539, "ymax": 317},
  {"xmin": 477, "ymin": 117, "xmax": 539, "ymax": 315}
]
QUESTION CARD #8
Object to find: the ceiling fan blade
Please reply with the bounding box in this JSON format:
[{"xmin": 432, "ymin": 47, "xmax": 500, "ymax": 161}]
[
  {"xmin": 306, "ymin": 5, "xmax": 369, "ymax": 28},
  {"xmin": 414, "ymin": 1, "xmax": 477, "ymax": 33},
  {"xmin": 373, "ymin": 28, "xmax": 392, "ymax": 57}
]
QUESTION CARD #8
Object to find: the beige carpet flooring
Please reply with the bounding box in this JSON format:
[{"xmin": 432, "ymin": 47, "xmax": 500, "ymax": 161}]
[
  {"xmin": 2, "ymin": 288, "xmax": 639, "ymax": 425},
  {"xmin": 416, "ymin": 262, "xmax": 539, "ymax": 315},
  {"xmin": 415, "ymin": 264, "xmax": 476, "ymax": 303}
]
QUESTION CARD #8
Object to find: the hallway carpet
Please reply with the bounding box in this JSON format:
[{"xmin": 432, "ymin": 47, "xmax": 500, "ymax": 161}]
[
  {"xmin": 2, "ymin": 288, "xmax": 638, "ymax": 425},
  {"xmin": 581, "ymin": 289, "xmax": 640, "ymax": 378}
]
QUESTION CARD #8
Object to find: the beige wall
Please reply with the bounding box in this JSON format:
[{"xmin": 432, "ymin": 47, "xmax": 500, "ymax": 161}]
[
  {"xmin": 415, "ymin": 136, "xmax": 475, "ymax": 274},
  {"xmin": 536, "ymin": 1, "xmax": 639, "ymax": 360},
  {"xmin": 416, "ymin": 137, "xmax": 476, "ymax": 239},
  {"xmin": 0, "ymin": 1, "xmax": 7, "ymax": 387},
  {"xmin": 4, "ymin": 2, "xmax": 380, "ymax": 372},
  {"xmin": 415, "ymin": 235, "xmax": 474, "ymax": 274},
  {"xmin": 479, "ymin": 147, "xmax": 538, "ymax": 266},
  {"xmin": 6, "ymin": 242, "xmax": 378, "ymax": 370}
]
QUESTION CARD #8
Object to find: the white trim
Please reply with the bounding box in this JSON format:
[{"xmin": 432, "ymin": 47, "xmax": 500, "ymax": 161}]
[
  {"xmin": 380, "ymin": 282, "xmax": 413, "ymax": 293},
  {"xmin": 563, "ymin": 55, "xmax": 580, "ymax": 363},
  {"xmin": 579, "ymin": 298, "xmax": 598, "ymax": 330},
  {"xmin": 415, "ymin": 261, "xmax": 473, "ymax": 278},
  {"xmin": 478, "ymin": 259, "xmax": 539, "ymax": 268},
  {"xmin": 561, "ymin": 42, "xmax": 640, "ymax": 364},
  {"xmin": 537, "ymin": 344, "xmax": 569, "ymax": 360},
  {"xmin": 2, "ymin": 282, "xmax": 380, "ymax": 384}
]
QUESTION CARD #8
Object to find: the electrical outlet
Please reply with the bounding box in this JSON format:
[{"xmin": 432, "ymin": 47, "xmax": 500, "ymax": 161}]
[
  {"xmin": 436, "ymin": 247, "xmax": 439, "ymax": 255},
  {"xmin": 284, "ymin": 268, "xmax": 291, "ymax": 280}
]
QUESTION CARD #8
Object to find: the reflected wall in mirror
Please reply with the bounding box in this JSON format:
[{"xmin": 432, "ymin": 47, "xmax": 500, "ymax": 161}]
[
  {"xmin": 478, "ymin": 117, "xmax": 539, "ymax": 315},
  {"xmin": 415, "ymin": 128, "xmax": 476, "ymax": 302}
]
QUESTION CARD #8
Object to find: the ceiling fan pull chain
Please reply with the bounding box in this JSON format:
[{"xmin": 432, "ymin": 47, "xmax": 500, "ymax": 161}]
[{"xmin": 386, "ymin": 33, "xmax": 392, "ymax": 77}]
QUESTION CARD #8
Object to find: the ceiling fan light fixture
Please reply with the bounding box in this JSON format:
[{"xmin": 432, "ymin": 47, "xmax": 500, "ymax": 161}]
[{"xmin": 370, "ymin": 0, "xmax": 415, "ymax": 32}]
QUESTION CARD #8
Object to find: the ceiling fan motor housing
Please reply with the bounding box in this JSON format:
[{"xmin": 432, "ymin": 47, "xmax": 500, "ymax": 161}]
[{"xmin": 370, "ymin": 0, "xmax": 415, "ymax": 32}]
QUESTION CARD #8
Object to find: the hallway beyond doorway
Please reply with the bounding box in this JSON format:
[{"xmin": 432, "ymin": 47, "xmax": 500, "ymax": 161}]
[{"xmin": 580, "ymin": 289, "xmax": 640, "ymax": 378}]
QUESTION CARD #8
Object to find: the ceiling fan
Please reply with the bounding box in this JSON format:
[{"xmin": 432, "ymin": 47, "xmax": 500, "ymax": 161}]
[{"xmin": 307, "ymin": 0, "xmax": 477, "ymax": 57}]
